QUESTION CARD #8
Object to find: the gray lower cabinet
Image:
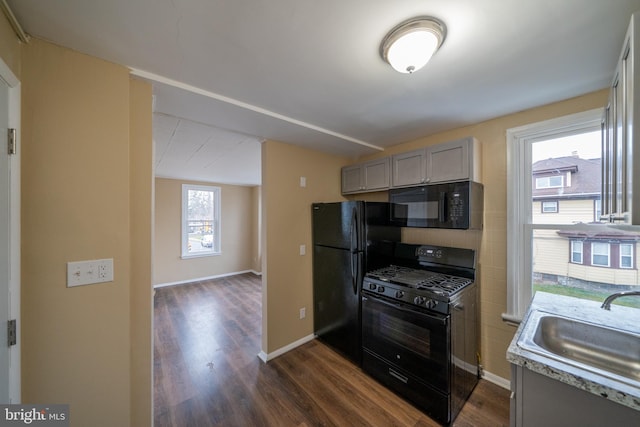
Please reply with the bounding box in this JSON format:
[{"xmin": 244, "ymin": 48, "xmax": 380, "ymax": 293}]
[
  {"xmin": 510, "ymin": 364, "xmax": 639, "ymax": 427},
  {"xmin": 341, "ymin": 158, "xmax": 390, "ymax": 194}
]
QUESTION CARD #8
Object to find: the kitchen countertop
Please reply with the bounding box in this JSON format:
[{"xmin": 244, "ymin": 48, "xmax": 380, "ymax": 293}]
[{"xmin": 506, "ymin": 292, "xmax": 640, "ymax": 411}]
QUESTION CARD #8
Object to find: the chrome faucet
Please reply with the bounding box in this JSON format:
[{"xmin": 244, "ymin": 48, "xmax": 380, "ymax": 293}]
[{"xmin": 600, "ymin": 291, "xmax": 640, "ymax": 310}]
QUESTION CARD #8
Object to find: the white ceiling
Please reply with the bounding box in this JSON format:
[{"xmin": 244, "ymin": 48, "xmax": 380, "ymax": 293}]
[{"xmin": 8, "ymin": 0, "xmax": 640, "ymax": 186}]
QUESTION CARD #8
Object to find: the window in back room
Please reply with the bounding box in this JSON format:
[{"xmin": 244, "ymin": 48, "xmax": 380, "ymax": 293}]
[{"xmin": 181, "ymin": 184, "xmax": 221, "ymax": 258}]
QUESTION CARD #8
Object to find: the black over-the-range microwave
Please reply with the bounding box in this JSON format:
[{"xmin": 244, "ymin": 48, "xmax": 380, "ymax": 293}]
[{"xmin": 389, "ymin": 181, "xmax": 484, "ymax": 229}]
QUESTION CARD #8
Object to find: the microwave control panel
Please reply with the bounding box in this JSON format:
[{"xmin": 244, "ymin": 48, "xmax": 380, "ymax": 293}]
[{"xmin": 450, "ymin": 191, "xmax": 465, "ymax": 219}]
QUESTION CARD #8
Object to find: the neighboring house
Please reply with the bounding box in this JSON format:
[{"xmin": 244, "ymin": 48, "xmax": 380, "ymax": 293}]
[
  {"xmin": 532, "ymin": 154, "xmax": 601, "ymax": 224},
  {"xmin": 531, "ymin": 154, "xmax": 640, "ymax": 287}
]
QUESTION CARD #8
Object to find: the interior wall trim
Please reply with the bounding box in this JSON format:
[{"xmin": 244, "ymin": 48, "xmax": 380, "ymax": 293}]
[
  {"xmin": 482, "ymin": 370, "xmax": 510, "ymax": 390},
  {"xmin": 257, "ymin": 334, "xmax": 316, "ymax": 363}
]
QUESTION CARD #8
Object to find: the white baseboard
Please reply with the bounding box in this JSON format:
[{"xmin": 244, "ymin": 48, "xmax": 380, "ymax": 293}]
[
  {"xmin": 482, "ymin": 370, "xmax": 510, "ymax": 390},
  {"xmin": 153, "ymin": 269, "xmax": 261, "ymax": 288},
  {"xmin": 257, "ymin": 334, "xmax": 316, "ymax": 363},
  {"xmin": 255, "ymin": 335, "xmax": 512, "ymax": 392}
]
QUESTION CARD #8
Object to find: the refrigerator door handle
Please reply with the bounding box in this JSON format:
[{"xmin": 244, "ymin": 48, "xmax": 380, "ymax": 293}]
[
  {"xmin": 350, "ymin": 207, "xmax": 359, "ymax": 295},
  {"xmin": 350, "ymin": 207, "xmax": 357, "ymax": 253},
  {"xmin": 351, "ymin": 252, "xmax": 358, "ymax": 295}
]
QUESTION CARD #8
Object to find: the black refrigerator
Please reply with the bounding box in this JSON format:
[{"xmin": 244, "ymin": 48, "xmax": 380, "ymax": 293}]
[{"xmin": 312, "ymin": 201, "xmax": 401, "ymax": 365}]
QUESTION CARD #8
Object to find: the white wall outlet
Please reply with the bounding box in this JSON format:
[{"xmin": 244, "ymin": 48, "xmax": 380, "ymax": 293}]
[
  {"xmin": 299, "ymin": 307, "xmax": 306, "ymax": 319},
  {"xmin": 67, "ymin": 258, "xmax": 114, "ymax": 287},
  {"xmin": 300, "ymin": 176, "xmax": 306, "ymax": 187},
  {"xmin": 299, "ymin": 244, "xmax": 306, "ymax": 256},
  {"xmin": 97, "ymin": 258, "xmax": 114, "ymax": 281}
]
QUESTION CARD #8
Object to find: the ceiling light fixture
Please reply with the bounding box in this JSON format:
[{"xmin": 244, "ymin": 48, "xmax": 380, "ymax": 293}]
[{"xmin": 380, "ymin": 16, "xmax": 446, "ymax": 74}]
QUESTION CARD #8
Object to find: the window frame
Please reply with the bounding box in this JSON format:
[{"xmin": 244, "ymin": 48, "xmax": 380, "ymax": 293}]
[
  {"xmin": 620, "ymin": 243, "xmax": 634, "ymax": 269},
  {"xmin": 570, "ymin": 240, "xmax": 583, "ymax": 264},
  {"xmin": 505, "ymin": 108, "xmax": 604, "ymax": 322},
  {"xmin": 590, "ymin": 242, "xmax": 611, "ymax": 267},
  {"xmin": 181, "ymin": 184, "xmax": 222, "ymax": 258},
  {"xmin": 541, "ymin": 200, "xmax": 559, "ymax": 213},
  {"xmin": 535, "ymin": 175, "xmax": 564, "ymax": 189}
]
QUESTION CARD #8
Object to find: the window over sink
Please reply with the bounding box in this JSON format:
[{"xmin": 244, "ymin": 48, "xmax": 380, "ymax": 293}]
[{"xmin": 506, "ymin": 109, "xmax": 640, "ymax": 322}]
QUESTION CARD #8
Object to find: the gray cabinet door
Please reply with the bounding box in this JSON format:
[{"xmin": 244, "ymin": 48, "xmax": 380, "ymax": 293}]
[
  {"xmin": 362, "ymin": 158, "xmax": 390, "ymax": 191},
  {"xmin": 392, "ymin": 149, "xmax": 426, "ymax": 187},
  {"xmin": 427, "ymin": 138, "xmax": 471, "ymax": 183},
  {"xmin": 341, "ymin": 164, "xmax": 362, "ymax": 194}
]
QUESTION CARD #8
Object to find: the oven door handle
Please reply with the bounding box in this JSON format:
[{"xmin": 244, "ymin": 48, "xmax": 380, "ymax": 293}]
[
  {"xmin": 363, "ymin": 293, "xmax": 447, "ymax": 325},
  {"xmin": 388, "ymin": 368, "xmax": 409, "ymax": 384}
]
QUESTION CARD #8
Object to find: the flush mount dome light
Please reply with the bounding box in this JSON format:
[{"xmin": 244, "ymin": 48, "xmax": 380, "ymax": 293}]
[{"xmin": 380, "ymin": 16, "xmax": 446, "ymax": 74}]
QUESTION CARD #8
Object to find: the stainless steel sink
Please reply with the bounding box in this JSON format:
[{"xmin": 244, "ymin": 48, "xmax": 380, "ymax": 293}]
[{"xmin": 517, "ymin": 311, "xmax": 640, "ymax": 386}]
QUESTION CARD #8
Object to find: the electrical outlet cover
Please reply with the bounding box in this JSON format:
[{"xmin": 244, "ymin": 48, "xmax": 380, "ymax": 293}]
[{"xmin": 67, "ymin": 258, "xmax": 114, "ymax": 287}]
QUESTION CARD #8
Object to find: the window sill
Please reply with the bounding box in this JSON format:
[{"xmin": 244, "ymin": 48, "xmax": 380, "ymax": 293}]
[
  {"xmin": 501, "ymin": 312, "xmax": 522, "ymax": 327},
  {"xmin": 181, "ymin": 252, "xmax": 222, "ymax": 260}
]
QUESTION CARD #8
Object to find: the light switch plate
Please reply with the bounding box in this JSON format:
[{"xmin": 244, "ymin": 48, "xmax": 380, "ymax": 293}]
[{"xmin": 67, "ymin": 258, "xmax": 114, "ymax": 287}]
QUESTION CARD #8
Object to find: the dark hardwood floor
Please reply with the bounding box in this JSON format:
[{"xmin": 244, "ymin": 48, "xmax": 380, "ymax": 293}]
[{"xmin": 154, "ymin": 273, "xmax": 510, "ymax": 426}]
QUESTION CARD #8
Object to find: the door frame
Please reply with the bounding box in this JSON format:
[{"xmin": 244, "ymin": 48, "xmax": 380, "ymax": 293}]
[{"xmin": 0, "ymin": 55, "xmax": 20, "ymax": 403}]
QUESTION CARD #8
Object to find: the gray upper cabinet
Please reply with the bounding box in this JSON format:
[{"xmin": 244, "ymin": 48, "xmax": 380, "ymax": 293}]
[
  {"xmin": 601, "ymin": 12, "xmax": 640, "ymax": 225},
  {"xmin": 341, "ymin": 158, "xmax": 390, "ymax": 194},
  {"xmin": 391, "ymin": 149, "xmax": 427, "ymax": 187},
  {"xmin": 391, "ymin": 137, "xmax": 481, "ymax": 188}
]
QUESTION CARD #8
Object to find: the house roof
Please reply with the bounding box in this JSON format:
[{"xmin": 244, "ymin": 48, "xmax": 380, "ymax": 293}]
[{"xmin": 532, "ymin": 156, "xmax": 601, "ymax": 199}]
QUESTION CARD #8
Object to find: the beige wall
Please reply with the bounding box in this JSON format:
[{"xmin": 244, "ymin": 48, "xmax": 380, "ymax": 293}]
[
  {"xmin": 21, "ymin": 38, "xmax": 152, "ymax": 426},
  {"xmin": 153, "ymin": 178, "xmax": 260, "ymax": 285},
  {"xmin": 129, "ymin": 77, "xmax": 153, "ymax": 427},
  {"xmin": 261, "ymin": 140, "xmax": 347, "ymax": 352},
  {"xmin": 251, "ymin": 185, "xmax": 262, "ymax": 273}
]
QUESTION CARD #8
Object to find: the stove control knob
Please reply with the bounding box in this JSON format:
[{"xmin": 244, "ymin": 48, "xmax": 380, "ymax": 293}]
[
  {"xmin": 395, "ymin": 290, "xmax": 405, "ymax": 298},
  {"xmin": 425, "ymin": 299, "xmax": 437, "ymax": 309},
  {"xmin": 376, "ymin": 286, "xmax": 385, "ymax": 293},
  {"xmin": 368, "ymin": 283, "xmax": 377, "ymax": 291},
  {"xmin": 414, "ymin": 296, "xmax": 426, "ymax": 305}
]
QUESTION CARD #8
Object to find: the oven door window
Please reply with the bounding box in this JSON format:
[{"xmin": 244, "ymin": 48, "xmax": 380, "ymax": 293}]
[{"xmin": 362, "ymin": 293, "xmax": 450, "ymax": 392}]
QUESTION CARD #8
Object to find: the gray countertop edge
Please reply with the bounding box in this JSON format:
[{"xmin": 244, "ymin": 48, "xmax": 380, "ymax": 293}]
[{"xmin": 506, "ymin": 292, "xmax": 640, "ymax": 411}]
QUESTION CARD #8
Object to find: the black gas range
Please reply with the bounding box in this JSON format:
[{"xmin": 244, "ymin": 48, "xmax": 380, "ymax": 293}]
[
  {"xmin": 361, "ymin": 243, "xmax": 479, "ymax": 425},
  {"xmin": 364, "ymin": 264, "xmax": 473, "ymax": 314}
]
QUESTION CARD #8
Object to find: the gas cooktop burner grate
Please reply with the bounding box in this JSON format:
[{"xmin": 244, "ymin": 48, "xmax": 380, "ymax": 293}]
[
  {"xmin": 366, "ymin": 265, "xmax": 472, "ymax": 297},
  {"xmin": 366, "ymin": 265, "xmax": 414, "ymax": 280},
  {"xmin": 415, "ymin": 275, "xmax": 472, "ymax": 294}
]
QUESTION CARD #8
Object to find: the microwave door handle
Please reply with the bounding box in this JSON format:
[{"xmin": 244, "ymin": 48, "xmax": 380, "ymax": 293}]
[{"xmin": 439, "ymin": 192, "xmax": 447, "ymax": 222}]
